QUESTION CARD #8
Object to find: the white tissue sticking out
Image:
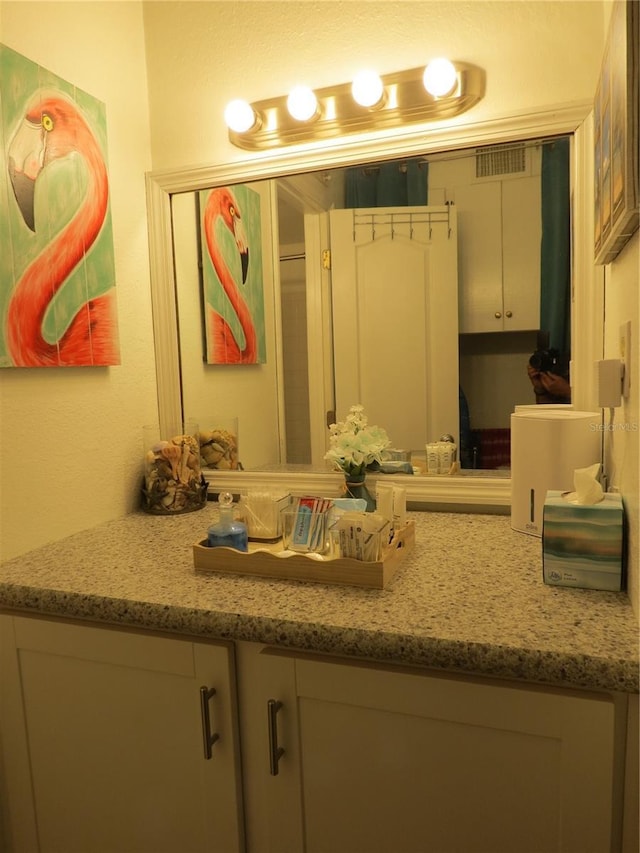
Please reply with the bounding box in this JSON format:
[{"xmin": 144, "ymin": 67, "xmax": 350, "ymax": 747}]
[{"xmin": 565, "ymin": 462, "xmax": 604, "ymax": 505}]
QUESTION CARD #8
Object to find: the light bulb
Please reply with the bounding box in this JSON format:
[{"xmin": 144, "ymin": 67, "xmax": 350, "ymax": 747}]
[
  {"xmin": 286, "ymin": 86, "xmax": 319, "ymax": 122},
  {"xmin": 224, "ymin": 99, "xmax": 257, "ymax": 133},
  {"xmin": 423, "ymin": 58, "xmax": 457, "ymax": 98},
  {"xmin": 351, "ymin": 70, "xmax": 385, "ymax": 108}
]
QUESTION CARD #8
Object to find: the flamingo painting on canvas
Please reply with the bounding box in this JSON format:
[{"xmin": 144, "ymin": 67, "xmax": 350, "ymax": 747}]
[
  {"xmin": 0, "ymin": 45, "xmax": 119, "ymax": 368},
  {"xmin": 200, "ymin": 185, "xmax": 265, "ymax": 364}
]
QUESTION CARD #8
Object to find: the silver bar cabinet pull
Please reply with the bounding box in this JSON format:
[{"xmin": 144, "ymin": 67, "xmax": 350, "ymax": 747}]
[
  {"xmin": 200, "ymin": 686, "xmax": 220, "ymax": 759},
  {"xmin": 267, "ymin": 699, "xmax": 285, "ymax": 776}
]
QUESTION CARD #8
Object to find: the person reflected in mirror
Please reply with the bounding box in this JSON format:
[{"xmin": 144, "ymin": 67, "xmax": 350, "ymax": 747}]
[{"xmin": 527, "ymin": 349, "xmax": 571, "ymax": 404}]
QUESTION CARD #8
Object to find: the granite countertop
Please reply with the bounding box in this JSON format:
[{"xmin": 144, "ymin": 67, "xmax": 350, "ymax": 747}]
[{"xmin": 0, "ymin": 509, "xmax": 637, "ymax": 693}]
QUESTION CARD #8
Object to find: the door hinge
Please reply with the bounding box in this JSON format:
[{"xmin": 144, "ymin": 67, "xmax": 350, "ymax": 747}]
[{"xmin": 322, "ymin": 249, "xmax": 331, "ymax": 270}]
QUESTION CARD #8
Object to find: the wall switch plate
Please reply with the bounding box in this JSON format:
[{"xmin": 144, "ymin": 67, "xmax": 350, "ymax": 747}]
[{"xmin": 620, "ymin": 321, "xmax": 631, "ymax": 398}]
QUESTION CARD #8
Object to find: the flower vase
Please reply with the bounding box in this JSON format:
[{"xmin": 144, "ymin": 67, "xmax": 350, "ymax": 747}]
[{"xmin": 344, "ymin": 471, "xmax": 376, "ymax": 512}]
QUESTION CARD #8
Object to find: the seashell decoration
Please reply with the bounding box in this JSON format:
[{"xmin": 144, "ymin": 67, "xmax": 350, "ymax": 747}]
[
  {"xmin": 142, "ymin": 431, "xmax": 207, "ymax": 514},
  {"xmin": 199, "ymin": 427, "xmax": 239, "ymax": 470}
]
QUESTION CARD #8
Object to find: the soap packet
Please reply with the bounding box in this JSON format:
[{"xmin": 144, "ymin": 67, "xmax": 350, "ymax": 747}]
[
  {"xmin": 281, "ymin": 496, "xmax": 333, "ymax": 553},
  {"xmin": 329, "ymin": 511, "xmax": 389, "ymax": 562}
]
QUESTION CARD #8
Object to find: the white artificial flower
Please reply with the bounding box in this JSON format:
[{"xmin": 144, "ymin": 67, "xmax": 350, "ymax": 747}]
[{"xmin": 324, "ymin": 404, "xmax": 390, "ymax": 475}]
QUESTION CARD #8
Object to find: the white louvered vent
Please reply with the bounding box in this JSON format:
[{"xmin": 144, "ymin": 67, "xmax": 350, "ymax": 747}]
[{"xmin": 475, "ymin": 143, "xmax": 527, "ymax": 178}]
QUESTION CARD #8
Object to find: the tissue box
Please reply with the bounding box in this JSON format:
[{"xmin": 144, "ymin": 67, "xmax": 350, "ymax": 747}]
[{"xmin": 542, "ymin": 491, "xmax": 624, "ymax": 591}]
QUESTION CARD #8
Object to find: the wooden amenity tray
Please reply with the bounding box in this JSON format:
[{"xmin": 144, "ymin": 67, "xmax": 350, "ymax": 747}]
[{"xmin": 193, "ymin": 522, "xmax": 415, "ymax": 589}]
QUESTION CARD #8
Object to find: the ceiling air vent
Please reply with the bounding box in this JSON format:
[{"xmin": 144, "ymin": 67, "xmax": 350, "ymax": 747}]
[{"xmin": 475, "ymin": 143, "xmax": 526, "ymax": 178}]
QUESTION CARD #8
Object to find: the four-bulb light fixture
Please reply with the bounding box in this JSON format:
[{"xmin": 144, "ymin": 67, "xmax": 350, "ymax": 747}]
[{"xmin": 224, "ymin": 59, "xmax": 485, "ymax": 150}]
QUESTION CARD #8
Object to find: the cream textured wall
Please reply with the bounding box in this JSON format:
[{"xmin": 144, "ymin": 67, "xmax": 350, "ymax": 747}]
[
  {"xmin": 597, "ymin": 1, "xmax": 639, "ymax": 618},
  {"xmin": 0, "ymin": 2, "xmax": 157, "ymax": 561},
  {"xmin": 172, "ymin": 183, "xmax": 282, "ymax": 469},
  {"xmin": 604, "ymin": 232, "xmax": 639, "ymax": 617},
  {"xmin": 143, "ymin": 0, "xmax": 605, "ymax": 172}
]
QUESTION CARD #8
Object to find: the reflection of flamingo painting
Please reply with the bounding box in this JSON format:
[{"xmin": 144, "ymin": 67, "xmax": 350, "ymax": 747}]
[
  {"xmin": 5, "ymin": 92, "xmax": 119, "ymax": 367},
  {"xmin": 202, "ymin": 186, "xmax": 263, "ymax": 364}
]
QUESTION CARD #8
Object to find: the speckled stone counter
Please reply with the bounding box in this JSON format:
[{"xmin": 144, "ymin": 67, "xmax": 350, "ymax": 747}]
[{"xmin": 1, "ymin": 510, "xmax": 637, "ymax": 693}]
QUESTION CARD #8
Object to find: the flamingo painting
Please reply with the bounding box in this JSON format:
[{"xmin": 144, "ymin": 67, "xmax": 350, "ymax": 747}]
[
  {"xmin": 1, "ymin": 52, "xmax": 119, "ymax": 367},
  {"xmin": 201, "ymin": 185, "xmax": 265, "ymax": 364}
]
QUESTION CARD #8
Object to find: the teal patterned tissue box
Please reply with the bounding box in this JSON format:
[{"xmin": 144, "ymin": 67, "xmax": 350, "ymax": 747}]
[{"xmin": 542, "ymin": 491, "xmax": 624, "ymax": 591}]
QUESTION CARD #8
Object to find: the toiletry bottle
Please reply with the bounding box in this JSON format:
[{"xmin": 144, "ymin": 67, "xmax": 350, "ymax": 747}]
[
  {"xmin": 426, "ymin": 442, "xmax": 440, "ymax": 474},
  {"xmin": 207, "ymin": 492, "xmax": 248, "ymax": 551},
  {"xmin": 438, "ymin": 434, "xmax": 457, "ymax": 474}
]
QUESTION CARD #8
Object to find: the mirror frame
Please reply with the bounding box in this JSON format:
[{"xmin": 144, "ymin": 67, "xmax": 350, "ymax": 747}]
[{"xmin": 145, "ymin": 100, "xmax": 595, "ymax": 509}]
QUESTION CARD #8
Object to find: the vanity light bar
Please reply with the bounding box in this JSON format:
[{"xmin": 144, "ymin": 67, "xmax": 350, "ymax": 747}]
[{"xmin": 226, "ymin": 62, "xmax": 486, "ymax": 151}]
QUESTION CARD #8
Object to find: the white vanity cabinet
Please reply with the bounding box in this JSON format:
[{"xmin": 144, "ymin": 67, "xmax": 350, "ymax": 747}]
[
  {"xmin": 0, "ymin": 616, "xmax": 244, "ymax": 853},
  {"xmin": 236, "ymin": 643, "xmax": 624, "ymax": 853},
  {"xmin": 1, "ymin": 618, "xmax": 635, "ymax": 853}
]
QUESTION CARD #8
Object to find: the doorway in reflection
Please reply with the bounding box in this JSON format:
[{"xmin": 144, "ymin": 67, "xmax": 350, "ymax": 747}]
[
  {"xmin": 459, "ymin": 331, "xmax": 538, "ymax": 469},
  {"xmin": 279, "ymin": 254, "xmax": 312, "ymax": 464}
]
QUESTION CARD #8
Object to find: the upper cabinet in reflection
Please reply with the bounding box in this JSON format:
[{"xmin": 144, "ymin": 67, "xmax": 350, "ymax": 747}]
[{"xmin": 428, "ymin": 144, "xmax": 542, "ymax": 333}]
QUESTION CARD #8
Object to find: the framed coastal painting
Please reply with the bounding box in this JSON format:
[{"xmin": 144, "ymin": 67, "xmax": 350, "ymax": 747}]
[
  {"xmin": 593, "ymin": 0, "xmax": 639, "ymax": 265},
  {"xmin": 199, "ymin": 184, "xmax": 266, "ymax": 364},
  {"xmin": 0, "ymin": 44, "xmax": 120, "ymax": 367}
]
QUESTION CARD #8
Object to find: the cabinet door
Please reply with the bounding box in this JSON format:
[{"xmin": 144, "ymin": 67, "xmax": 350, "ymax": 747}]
[
  {"xmin": 502, "ymin": 175, "xmax": 541, "ymax": 331},
  {"xmin": 0, "ymin": 616, "xmax": 244, "ymax": 853},
  {"xmin": 456, "ymin": 177, "xmax": 541, "ymax": 334},
  {"xmin": 299, "ymin": 657, "xmax": 617, "ymax": 853},
  {"xmin": 244, "ymin": 647, "xmax": 618, "ymax": 853},
  {"xmin": 235, "ymin": 643, "xmax": 304, "ymax": 853},
  {"xmin": 455, "ymin": 181, "xmax": 504, "ymax": 333}
]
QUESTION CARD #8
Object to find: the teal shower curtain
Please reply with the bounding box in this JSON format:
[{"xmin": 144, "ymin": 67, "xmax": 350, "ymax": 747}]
[
  {"xmin": 540, "ymin": 138, "xmax": 571, "ymax": 355},
  {"xmin": 345, "ymin": 158, "xmax": 428, "ymax": 207}
]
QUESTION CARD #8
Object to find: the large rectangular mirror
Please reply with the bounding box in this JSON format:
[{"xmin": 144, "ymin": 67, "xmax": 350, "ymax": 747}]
[{"xmin": 146, "ymin": 102, "xmax": 593, "ymax": 508}]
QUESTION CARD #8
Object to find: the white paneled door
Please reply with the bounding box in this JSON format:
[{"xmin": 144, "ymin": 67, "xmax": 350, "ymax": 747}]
[{"xmin": 328, "ymin": 206, "xmax": 459, "ymax": 452}]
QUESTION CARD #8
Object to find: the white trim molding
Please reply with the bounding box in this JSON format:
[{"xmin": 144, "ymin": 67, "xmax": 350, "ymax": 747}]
[{"xmin": 204, "ymin": 469, "xmax": 511, "ymax": 510}]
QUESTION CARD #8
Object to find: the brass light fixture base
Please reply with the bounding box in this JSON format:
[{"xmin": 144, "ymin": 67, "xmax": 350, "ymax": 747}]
[{"xmin": 228, "ymin": 63, "xmax": 485, "ymax": 151}]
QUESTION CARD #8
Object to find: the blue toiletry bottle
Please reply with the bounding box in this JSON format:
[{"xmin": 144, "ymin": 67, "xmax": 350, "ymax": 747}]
[{"xmin": 207, "ymin": 492, "xmax": 248, "ymax": 551}]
